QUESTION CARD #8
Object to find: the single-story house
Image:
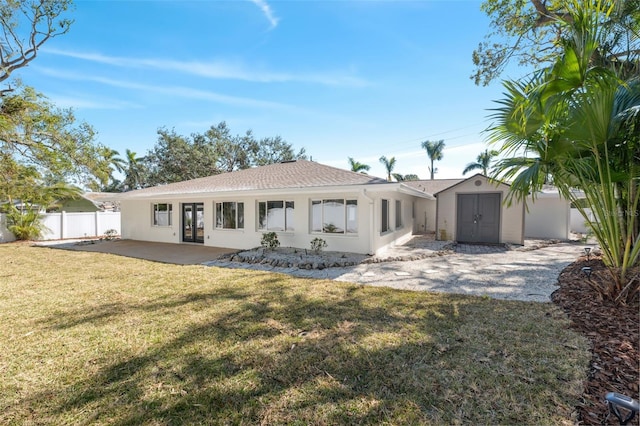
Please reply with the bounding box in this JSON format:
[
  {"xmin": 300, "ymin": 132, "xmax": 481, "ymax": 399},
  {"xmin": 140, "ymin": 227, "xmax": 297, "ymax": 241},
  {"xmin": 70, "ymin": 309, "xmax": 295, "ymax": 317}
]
[{"xmin": 119, "ymin": 161, "xmax": 560, "ymax": 254}]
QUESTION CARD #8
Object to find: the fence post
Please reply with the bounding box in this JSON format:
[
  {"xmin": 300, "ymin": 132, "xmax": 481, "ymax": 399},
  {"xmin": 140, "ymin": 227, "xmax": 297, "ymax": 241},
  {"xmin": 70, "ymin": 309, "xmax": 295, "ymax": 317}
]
[
  {"xmin": 95, "ymin": 211, "xmax": 100, "ymax": 236},
  {"xmin": 61, "ymin": 211, "xmax": 67, "ymax": 239}
]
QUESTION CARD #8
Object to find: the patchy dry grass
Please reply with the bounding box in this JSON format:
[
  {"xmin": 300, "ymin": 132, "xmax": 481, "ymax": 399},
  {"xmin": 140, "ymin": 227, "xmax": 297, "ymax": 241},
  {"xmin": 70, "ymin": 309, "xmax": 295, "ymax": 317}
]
[{"xmin": 0, "ymin": 243, "xmax": 589, "ymax": 425}]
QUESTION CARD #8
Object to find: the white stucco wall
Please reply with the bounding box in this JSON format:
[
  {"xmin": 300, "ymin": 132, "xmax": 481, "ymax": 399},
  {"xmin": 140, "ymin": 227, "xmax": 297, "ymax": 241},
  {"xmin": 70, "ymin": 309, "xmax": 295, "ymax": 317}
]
[
  {"xmin": 120, "ymin": 188, "xmax": 429, "ymax": 255},
  {"xmin": 436, "ymin": 176, "xmax": 524, "ymax": 245},
  {"xmin": 525, "ymin": 196, "xmax": 570, "ymax": 239},
  {"xmin": 412, "ymin": 198, "xmax": 437, "ymax": 233}
]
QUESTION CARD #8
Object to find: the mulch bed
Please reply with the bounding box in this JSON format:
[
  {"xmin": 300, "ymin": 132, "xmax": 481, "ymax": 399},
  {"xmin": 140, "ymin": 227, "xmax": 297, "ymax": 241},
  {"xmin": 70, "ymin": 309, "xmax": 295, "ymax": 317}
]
[{"xmin": 552, "ymin": 256, "xmax": 639, "ymax": 425}]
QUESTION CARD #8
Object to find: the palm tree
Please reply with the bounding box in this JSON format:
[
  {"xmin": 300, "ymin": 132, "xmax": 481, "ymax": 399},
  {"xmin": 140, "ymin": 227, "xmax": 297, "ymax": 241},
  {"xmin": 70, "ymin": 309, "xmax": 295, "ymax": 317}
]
[
  {"xmin": 122, "ymin": 149, "xmax": 146, "ymax": 191},
  {"xmin": 488, "ymin": 0, "xmax": 639, "ymax": 303},
  {"xmin": 462, "ymin": 149, "xmax": 498, "ymax": 176},
  {"xmin": 379, "ymin": 156, "xmax": 396, "ymax": 181},
  {"xmin": 421, "ymin": 139, "xmax": 445, "ymax": 180},
  {"xmin": 392, "ymin": 173, "xmax": 419, "ymax": 182},
  {"xmin": 348, "ymin": 157, "xmax": 370, "ymax": 174}
]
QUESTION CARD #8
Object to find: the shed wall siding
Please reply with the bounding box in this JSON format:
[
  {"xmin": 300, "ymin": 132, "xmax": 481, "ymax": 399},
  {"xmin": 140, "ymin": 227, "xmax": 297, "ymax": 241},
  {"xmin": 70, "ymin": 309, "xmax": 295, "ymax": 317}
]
[{"xmin": 436, "ymin": 177, "xmax": 524, "ymax": 245}]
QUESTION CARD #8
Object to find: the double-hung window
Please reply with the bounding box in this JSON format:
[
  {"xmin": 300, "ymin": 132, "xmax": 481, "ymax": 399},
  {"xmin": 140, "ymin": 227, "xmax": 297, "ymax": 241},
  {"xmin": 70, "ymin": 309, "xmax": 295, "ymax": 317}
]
[
  {"xmin": 215, "ymin": 202, "xmax": 244, "ymax": 229},
  {"xmin": 153, "ymin": 203, "xmax": 173, "ymax": 226},
  {"xmin": 311, "ymin": 199, "xmax": 358, "ymax": 234},
  {"xmin": 395, "ymin": 200, "xmax": 402, "ymax": 229},
  {"xmin": 258, "ymin": 201, "xmax": 294, "ymax": 231}
]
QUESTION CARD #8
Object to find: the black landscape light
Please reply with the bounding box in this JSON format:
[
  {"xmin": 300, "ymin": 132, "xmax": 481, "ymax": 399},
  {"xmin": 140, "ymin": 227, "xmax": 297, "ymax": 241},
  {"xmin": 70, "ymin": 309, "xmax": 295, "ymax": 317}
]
[
  {"xmin": 584, "ymin": 247, "xmax": 591, "ymax": 260},
  {"xmin": 581, "ymin": 266, "xmax": 592, "ymax": 278}
]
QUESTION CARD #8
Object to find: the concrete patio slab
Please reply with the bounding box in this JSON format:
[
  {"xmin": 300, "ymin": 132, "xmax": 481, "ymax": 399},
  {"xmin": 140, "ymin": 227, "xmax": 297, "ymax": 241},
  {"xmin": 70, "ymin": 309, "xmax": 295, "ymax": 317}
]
[{"xmin": 39, "ymin": 239, "xmax": 238, "ymax": 265}]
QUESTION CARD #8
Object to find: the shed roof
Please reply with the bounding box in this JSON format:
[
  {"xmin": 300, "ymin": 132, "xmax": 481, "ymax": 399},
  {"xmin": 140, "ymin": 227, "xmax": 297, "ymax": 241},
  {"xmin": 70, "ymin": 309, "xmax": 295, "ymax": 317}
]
[{"xmin": 121, "ymin": 160, "xmax": 391, "ymax": 198}]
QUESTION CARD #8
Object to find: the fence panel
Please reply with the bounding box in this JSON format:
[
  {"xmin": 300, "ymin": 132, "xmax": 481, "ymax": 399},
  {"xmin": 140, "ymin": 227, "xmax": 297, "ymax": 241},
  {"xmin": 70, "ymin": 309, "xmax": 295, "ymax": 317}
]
[{"xmin": 0, "ymin": 212, "xmax": 121, "ymax": 241}]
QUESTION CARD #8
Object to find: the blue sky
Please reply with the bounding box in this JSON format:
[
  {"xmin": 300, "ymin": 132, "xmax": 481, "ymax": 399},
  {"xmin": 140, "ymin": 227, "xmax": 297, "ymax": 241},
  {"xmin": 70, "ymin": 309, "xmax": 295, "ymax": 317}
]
[{"xmin": 15, "ymin": 0, "xmax": 528, "ymax": 180}]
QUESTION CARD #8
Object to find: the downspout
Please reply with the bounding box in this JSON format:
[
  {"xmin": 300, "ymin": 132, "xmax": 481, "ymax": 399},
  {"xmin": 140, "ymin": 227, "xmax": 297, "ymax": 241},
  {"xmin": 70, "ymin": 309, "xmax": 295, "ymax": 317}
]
[{"xmin": 362, "ymin": 189, "xmax": 375, "ymax": 255}]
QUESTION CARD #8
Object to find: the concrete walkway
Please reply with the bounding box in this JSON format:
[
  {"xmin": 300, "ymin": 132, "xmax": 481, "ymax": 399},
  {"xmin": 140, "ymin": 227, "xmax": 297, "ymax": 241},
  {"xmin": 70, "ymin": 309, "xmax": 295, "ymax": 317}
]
[
  {"xmin": 40, "ymin": 237, "xmax": 590, "ymax": 302},
  {"xmin": 205, "ymin": 241, "xmax": 589, "ymax": 302}
]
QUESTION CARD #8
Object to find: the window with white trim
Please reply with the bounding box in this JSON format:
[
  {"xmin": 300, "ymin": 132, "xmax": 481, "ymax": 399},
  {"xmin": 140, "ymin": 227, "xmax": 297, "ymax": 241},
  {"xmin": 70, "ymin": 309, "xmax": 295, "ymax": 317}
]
[
  {"xmin": 258, "ymin": 201, "xmax": 294, "ymax": 231},
  {"xmin": 153, "ymin": 203, "xmax": 173, "ymax": 226},
  {"xmin": 311, "ymin": 199, "xmax": 358, "ymax": 234},
  {"xmin": 395, "ymin": 200, "xmax": 402, "ymax": 229},
  {"xmin": 381, "ymin": 199, "xmax": 390, "ymax": 233},
  {"xmin": 215, "ymin": 202, "xmax": 244, "ymax": 229}
]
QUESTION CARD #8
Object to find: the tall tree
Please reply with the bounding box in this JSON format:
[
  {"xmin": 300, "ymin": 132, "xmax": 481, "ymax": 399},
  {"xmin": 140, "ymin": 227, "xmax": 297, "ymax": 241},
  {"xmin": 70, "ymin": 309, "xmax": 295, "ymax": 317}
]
[
  {"xmin": 0, "ymin": 0, "xmax": 74, "ymax": 95},
  {"xmin": 463, "ymin": 149, "xmax": 498, "ymax": 176},
  {"xmin": 488, "ymin": 0, "xmax": 639, "ymax": 303},
  {"xmin": 421, "ymin": 140, "xmax": 445, "ymax": 180},
  {"xmin": 379, "ymin": 156, "xmax": 396, "ymax": 182},
  {"xmin": 140, "ymin": 122, "xmax": 307, "ymax": 186},
  {"xmin": 472, "ymin": 0, "xmax": 639, "ymax": 86},
  {"xmin": 348, "ymin": 157, "xmax": 370, "ymax": 173},
  {"xmin": 121, "ymin": 149, "xmax": 145, "ymax": 191},
  {"xmin": 142, "ymin": 128, "xmax": 218, "ymax": 186},
  {"xmin": 0, "ymin": 85, "xmax": 109, "ymax": 188}
]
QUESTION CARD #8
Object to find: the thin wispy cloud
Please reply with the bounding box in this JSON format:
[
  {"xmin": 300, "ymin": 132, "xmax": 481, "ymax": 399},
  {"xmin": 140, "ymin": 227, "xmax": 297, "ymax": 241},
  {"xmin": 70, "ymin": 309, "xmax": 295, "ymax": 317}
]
[
  {"xmin": 41, "ymin": 47, "xmax": 369, "ymax": 88},
  {"xmin": 36, "ymin": 67, "xmax": 294, "ymax": 110},
  {"xmin": 249, "ymin": 0, "xmax": 279, "ymax": 29}
]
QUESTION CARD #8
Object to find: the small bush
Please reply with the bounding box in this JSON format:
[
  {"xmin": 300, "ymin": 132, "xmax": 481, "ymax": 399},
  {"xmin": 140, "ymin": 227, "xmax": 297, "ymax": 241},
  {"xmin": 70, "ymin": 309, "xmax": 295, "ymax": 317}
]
[
  {"xmin": 261, "ymin": 232, "xmax": 280, "ymax": 250},
  {"xmin": 310, "ymin": 237, "xmax": 327, "ymax": 253},
  {"xmin": 6, "ymin": 206, "xmax": 46, "ymax": 240},
  {"xmin": 103, "ymin": 229, "xmax": 118, "ymax": 240}
]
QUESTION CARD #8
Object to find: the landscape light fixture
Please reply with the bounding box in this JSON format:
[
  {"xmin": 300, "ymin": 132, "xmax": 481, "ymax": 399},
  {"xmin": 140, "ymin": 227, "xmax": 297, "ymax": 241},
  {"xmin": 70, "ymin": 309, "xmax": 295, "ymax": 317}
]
[
  {"xmin": 584, "ymin": 247, "xmax": 591, "ymax": 260},
  {"xmin": 581, "ymin": 266, "xmax": 592, "ymax": 278}
]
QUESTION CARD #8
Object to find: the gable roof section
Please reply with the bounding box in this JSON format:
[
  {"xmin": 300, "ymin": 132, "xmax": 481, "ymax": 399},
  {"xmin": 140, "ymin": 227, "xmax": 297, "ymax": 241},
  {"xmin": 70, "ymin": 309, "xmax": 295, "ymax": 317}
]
[
  {"xmin": 121, "ymin": 160, "xmax": 389, "ymax": 198},
  {"xmin": 433, "ymin": 174, "xmax": 510, "ymax": 195}
]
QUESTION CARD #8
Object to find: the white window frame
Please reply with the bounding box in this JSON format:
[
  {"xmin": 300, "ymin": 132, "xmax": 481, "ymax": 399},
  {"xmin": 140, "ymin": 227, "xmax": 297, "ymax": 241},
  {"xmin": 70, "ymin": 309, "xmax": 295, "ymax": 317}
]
[
  {"xmin": 215, "ymin": 201, "xmax": 244, "ymax": 230},
  {"xmin": 258, "ymin": 200, "xmax": 294, "ymax": 232},
  {"xmin": 311, "ymin": 199, "xmax": 358, "ymax": 235},
  {"xmin": 152, "ymin": 203, "xmax": 173, "ymax": 227}
]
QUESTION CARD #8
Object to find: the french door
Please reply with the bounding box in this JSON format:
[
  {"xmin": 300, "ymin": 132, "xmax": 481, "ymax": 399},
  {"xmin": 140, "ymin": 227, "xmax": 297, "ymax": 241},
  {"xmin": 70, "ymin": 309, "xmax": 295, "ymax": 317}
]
[
  {"xmin": 456, "ymin": 193, "xmax": 500, "ymax": 244},
  {"xmin": 182, "ymin": 203, "xmax": 204, "ymax": 243}
]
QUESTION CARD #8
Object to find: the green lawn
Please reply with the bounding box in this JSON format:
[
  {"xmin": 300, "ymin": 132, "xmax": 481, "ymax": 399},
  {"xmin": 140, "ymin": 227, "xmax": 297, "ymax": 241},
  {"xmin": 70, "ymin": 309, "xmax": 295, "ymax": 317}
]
[{"xmin": 0, "ymin": 243, "xmax": 590, "ymax": 425}]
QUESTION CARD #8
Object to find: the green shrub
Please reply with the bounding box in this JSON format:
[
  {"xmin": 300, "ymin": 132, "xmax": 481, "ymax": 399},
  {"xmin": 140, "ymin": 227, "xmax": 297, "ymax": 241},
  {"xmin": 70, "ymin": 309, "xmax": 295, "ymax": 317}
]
[
  {"xmin": 6, "ymin": 206, "xmax": 46, "ymax": 240},
  {"xmin": 260, "ymin": 232, "xmax": 280, "ymax": 250},
  {"xmin": 310, "ymin": 237, "xmax": 327, "ymax": 253}
]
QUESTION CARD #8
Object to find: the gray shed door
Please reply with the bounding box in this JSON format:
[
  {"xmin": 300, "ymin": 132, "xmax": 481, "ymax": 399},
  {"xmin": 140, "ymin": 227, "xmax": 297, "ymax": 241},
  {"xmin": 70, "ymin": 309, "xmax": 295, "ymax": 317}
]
[{"xmin": 456, "ymin": 193, "xmax": 500, "ymax": 243}]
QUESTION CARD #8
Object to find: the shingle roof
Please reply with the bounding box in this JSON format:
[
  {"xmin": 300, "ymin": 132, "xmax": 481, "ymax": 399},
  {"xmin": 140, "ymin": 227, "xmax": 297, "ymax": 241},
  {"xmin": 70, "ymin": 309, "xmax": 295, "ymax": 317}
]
[
  {"xmin": 121, "ymin": 160, "xmax": 389, "ymax": 198},
  {"xmin": 403, "ymin": 179, "xmax": 464, "ymax": 195}
]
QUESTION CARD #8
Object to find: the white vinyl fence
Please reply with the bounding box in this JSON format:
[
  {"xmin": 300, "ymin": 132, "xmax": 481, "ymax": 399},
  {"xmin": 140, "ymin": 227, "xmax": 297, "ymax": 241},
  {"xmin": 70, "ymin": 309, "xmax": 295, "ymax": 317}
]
[
  {"xmin": 570, "ymin": 208, "xmax": 594, "ymax": 234},
  {"xmin": 0, "ymin": 211, "xmax": 121, "ymax": 242}
]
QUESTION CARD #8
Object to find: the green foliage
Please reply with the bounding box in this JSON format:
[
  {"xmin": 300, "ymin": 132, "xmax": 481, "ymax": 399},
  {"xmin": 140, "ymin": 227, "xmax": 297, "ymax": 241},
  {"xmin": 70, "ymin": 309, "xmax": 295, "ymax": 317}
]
[
  {"xmin": 463, "ymin": 149, "xmax": 499, "ymax": 176},
  {"xmin": 473, "ymin": 0, "xmax": 639, "ymax": 86},
  {"xmin": 421, "ymin": 139, "xmax": 445, "ymax": 180},
  {"xmin": 140, "ymin": 122, "xmax": 307, "ymax": 187},
  {"xmin": 5, "ymin": 205, "xmax": 46, "ymax": 240},
  {"xmin": 379, "ymin": 155, "xmax": 396, "ymax": 181},
  {"xmin": 488, "ymin": 0, "xmax": 639, "ymax": 303},
  {"xmin": 348, "ymin": 157, "xmax": 370, "ymax": 173},
  {"xmin": 0, "ymin": 85, "xmax": 109, "ymax": 188},
  {"xmin": 260, "ymin": 232, "xmax": 280, "ymax": 250},
  {"xmin": 310, "ymin": 237, "xmax": 328, "ymax": 252}
]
